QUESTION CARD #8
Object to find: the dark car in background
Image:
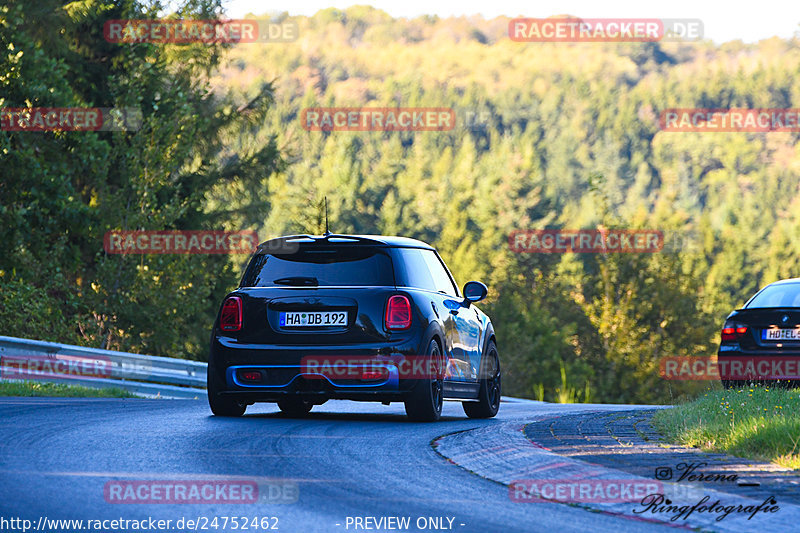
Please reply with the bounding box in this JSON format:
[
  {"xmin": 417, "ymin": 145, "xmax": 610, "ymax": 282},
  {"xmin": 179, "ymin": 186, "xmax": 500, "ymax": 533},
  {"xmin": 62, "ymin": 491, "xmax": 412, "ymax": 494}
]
[
  {"xmin": 207, "ymin": 233, "xmax": 501, "ymax": 421},
  {"xmin": 718, "ymin": 277, "xmax": 800, "ymax": 388}
]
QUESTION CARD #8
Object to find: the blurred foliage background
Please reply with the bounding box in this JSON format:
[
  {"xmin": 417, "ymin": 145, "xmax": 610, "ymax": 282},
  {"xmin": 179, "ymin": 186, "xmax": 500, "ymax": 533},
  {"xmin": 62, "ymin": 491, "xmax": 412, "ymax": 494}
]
[{"xmin": 3, "ymin": 2, "xmax": 800, "ymax": 404}]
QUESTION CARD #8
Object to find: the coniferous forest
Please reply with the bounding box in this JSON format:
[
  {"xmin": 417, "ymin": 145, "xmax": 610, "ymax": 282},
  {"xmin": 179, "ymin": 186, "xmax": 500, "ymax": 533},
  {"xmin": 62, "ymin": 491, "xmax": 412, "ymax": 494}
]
[{"xmin": 3, "ymin": 2, "xmax": 800, "ymax": 403}]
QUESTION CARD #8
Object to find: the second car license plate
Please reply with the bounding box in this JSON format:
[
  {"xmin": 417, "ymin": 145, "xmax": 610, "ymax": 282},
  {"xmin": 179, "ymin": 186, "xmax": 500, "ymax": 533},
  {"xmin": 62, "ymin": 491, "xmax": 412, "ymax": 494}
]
[
  {"xmin": 762, "ymin": 328, "xmax": 800, "ymax": 341},
  {"xmin": 280, "ymin": 311, "xmax": 347, "ymax": 327}
]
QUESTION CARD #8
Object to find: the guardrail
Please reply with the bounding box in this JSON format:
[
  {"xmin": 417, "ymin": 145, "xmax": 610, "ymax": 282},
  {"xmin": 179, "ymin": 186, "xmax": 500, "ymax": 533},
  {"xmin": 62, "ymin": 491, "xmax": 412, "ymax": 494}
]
[{"xmin": 0, "ymin": 335, "xmax": 207, "ymax": 399}]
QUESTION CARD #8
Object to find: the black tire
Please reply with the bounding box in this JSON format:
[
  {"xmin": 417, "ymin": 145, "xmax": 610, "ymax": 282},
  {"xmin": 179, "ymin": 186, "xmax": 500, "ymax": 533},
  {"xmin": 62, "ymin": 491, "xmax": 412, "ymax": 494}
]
[
  {"xmin": 277, "ymin": 397, "xmax": 314, "ymax": 417},
  {"xmin": 404, "ymin": 339, "xmax": 444, "ymax": 422},
  {"xmin": 463, "ymin": 341, "xmax": 501, "ymax": 419},
  {"xmin": 207, "ymin": 364, "xmax": 247, "ymax": 417}
]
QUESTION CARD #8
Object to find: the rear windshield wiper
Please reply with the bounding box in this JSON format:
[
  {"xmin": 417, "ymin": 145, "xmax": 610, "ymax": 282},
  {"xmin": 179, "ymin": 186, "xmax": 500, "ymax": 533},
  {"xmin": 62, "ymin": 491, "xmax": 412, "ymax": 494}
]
[{"xmin": 273, "ymin": 276, "xmax": 319, "ymax": 286}]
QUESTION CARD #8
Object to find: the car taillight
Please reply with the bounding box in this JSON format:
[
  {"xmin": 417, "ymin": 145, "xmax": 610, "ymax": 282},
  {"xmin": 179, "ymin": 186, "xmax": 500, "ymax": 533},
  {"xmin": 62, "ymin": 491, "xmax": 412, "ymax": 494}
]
[
  {"xmin": 238, "ymin": 370, "xmax": 262, "ymax": 382},
  {"xmin": 220, "ymin": 296, "xmax": 243, "ymax": 332},
  {"xmin": 385, "ymin": 295, "xmax": 412, "ymax": 330},
  {"xmin": 721, "ymin": 321, "xmax": 748, "ymax": 342},
  {"xmin": 361, "ymin": 368, "xmax": 388, "ymax": 380}
]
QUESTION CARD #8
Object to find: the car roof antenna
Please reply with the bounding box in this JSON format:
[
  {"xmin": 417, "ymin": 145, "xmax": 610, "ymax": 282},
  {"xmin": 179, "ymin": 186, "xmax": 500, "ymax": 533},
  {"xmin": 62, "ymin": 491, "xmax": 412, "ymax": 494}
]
[{"xmin": 323, "ymin": 197, "xmax": 331, "ymax": 236}]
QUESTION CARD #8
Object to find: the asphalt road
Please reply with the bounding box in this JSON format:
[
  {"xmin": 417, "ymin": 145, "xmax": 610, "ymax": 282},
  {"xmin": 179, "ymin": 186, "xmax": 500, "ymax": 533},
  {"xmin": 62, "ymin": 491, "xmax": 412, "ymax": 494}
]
[{"xmin": 0, "ymin": 397, "xmax": 672, "ymax": 533}]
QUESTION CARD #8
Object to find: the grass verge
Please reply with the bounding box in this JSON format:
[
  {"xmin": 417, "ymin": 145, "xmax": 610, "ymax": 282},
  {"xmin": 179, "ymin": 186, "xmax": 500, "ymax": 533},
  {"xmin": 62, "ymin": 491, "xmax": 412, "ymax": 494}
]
[
  {"xmin": 0, "ymin": 380, "xmax": 136, "ymax": 398},
  {"xmin": 652, "ymin": 385, "xmax": 800, "ymax": 469}
]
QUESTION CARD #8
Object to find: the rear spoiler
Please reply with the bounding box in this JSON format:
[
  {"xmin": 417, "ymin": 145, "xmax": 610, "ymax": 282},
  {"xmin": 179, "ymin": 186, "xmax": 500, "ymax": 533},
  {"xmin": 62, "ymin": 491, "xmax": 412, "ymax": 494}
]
[{"xmin": 256, "ymin": 234, "xmax": 387, "ymax": 254}]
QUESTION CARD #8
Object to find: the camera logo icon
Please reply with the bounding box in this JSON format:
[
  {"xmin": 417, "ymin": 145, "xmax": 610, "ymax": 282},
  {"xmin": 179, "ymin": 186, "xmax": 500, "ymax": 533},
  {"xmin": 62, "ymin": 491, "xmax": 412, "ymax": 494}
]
[{"xmin": 654, "ymin": 467, "xmax": 673, "ymax": 480}]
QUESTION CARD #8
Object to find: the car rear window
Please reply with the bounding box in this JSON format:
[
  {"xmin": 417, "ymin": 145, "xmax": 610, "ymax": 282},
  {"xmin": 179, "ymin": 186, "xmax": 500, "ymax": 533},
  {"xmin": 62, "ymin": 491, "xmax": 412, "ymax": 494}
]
[
  {"xmin": 240, "ymin": 246, "xmax": 394, "ymax": 287},
  {"xmin": 746, "ymin": 283, "xmax": 800, "ymax": 308}
]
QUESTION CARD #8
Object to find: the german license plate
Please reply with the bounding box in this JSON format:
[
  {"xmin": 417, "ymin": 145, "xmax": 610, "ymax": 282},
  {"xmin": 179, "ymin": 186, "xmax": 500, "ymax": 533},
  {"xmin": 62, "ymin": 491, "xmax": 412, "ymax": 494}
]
[
  {"xmin": 279, "ymin": 311, "xmax": 347, "ymax": 327},
  {"xmin": 762, "ymin": 328, "xmax": 800, "ymax": 341}
]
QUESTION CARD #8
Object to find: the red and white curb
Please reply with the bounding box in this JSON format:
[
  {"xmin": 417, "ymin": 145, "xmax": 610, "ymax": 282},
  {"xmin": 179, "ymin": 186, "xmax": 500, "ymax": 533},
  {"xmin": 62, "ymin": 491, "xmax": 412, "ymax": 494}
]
[{"xmin": 433, "ymin": 415, "xmax": 800, "ymax": 532}]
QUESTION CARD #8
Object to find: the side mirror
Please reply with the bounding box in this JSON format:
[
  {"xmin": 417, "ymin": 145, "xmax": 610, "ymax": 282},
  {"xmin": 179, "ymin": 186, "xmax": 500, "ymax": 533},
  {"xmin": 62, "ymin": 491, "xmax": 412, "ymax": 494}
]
[{"xmin": 463, "ymin": 281, "xmax": 488, "ymax": 304}]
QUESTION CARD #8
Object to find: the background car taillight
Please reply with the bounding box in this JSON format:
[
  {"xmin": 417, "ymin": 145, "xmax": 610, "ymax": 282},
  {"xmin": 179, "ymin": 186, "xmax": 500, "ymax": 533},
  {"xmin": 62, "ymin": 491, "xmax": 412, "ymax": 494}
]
[
  {"xmin": 385, "ymin": 295, "xmax": 412, "ymax": 330},
  {"xmin": 220, "ymin": 296, "xmax": 243, "ymax": 332},
  {"xmin": 721, "ymin": 321, "xmax": 748, "ymax": 342}
]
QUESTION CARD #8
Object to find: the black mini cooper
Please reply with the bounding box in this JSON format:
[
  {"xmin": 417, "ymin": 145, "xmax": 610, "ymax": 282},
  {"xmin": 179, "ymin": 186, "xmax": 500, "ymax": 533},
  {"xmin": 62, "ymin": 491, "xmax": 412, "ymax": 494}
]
[{"xmin": 207, "ymin": 234, "xmax": 500, "ymax": 421}]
